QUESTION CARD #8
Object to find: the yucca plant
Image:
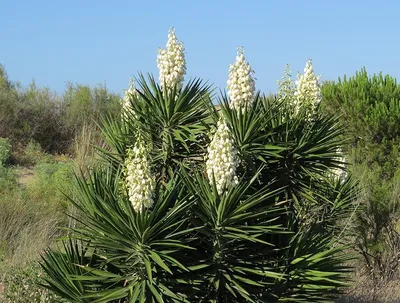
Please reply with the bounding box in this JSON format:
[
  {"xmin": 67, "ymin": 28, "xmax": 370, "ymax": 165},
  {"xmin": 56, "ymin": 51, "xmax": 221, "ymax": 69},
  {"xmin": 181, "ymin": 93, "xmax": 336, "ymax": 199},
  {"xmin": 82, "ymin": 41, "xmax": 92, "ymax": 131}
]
[{"xmin": 40, "ymin": 29, "xmax": 355, "ymax": 302}]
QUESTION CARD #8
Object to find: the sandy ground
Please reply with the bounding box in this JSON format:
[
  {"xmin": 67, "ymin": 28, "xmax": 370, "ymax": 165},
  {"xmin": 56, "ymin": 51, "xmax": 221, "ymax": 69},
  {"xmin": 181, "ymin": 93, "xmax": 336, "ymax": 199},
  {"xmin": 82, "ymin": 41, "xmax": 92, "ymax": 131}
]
[
  {"xmin": 336, "ymin": 277, "xmax": 400, "ymax": 303},
  {"xmin": 14, "ymin": 167, "xmax": 35, "ymax": 188}
]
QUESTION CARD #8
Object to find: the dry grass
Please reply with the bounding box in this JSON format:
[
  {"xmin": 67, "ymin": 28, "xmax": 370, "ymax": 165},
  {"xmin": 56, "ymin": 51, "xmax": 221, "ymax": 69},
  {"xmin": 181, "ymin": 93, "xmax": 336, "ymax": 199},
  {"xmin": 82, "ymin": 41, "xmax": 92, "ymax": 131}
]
[
  {"xmin": 0, "ymin": 162, "xmax": 70, "ymax": 302},
  {"xmin": 73, "ymin": 122, "xmax": 106, "ymax": 173},
  {"xmin": 336, "ymin": 266, "xmax": 400, "ymax": 303},
  {"xmin": 0, "ymin": 190, "xmax": 62, "ymax": 267}
]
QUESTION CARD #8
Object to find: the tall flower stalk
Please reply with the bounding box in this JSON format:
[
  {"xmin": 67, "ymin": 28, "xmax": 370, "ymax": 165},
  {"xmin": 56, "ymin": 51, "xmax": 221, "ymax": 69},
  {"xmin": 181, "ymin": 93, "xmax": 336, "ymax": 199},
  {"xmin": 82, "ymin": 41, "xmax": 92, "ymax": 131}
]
[
  {"xmin": 206, "ymin": 118, "xmax": 239, "ymax": 195},
  {"xmin": 294, "ymin": 59, "xmax": 322, "ymax": 118},
  {"xmin": 124, "ymin": 136, "xmax": 154, "ymax": 212},
  {"xmin": 121, "ymin": 77, "xmax": 138, "ymax": 120},
  {"xmin": 227, "ymin": 47, "xmax": 256, "ymax": 111},
  {"xmin": 157, "ymin": 28, "xmax": 186, "ymax": 91},
  {"xmin": 277, "ymin": 64, "xmax": 295, "ymax": 103}
]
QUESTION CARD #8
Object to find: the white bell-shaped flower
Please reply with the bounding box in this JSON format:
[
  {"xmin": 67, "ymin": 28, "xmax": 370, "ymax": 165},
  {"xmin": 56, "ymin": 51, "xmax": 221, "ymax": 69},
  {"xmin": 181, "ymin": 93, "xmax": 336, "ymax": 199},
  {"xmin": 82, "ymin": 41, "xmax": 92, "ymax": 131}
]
[
  {"xmin": 227, "ymin": 47, "xmax": 256, "ymax": 111},
  {"xmin": 121, "ymin": 77, "xmax": 139, "ymax": 120},
  {"xmin": 124, "ymin": 137, "xmax": 154, "ymax": 212},
  {"xmin": 157, "ymin": 28, "xmax": 186, "ymax": 91},
  {"xmin": 206, "ymin": 118, "xmax": 239, "ymax": 195},
  {"xmin": 294, "ymin": 59, "xmax": 322, "ymax": 118}
]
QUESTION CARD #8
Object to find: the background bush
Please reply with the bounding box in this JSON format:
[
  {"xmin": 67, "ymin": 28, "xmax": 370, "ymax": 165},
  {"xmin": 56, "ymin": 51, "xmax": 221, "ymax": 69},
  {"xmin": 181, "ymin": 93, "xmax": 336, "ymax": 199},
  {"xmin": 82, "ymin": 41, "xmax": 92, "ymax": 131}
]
[
  {"xmin": 0, "ymin": 166, "xmax": 17, "ymax": 194},
  {"xmin": 0, "ymin": 65, "xmax": 121, "ymax": 156},
  {"xmin": 322, "ymin": 68, "xmax": 400, "ymax": 283},
  {"xmin": 0, "ymin": 138, "xmax": 11, "ymax": 166}
]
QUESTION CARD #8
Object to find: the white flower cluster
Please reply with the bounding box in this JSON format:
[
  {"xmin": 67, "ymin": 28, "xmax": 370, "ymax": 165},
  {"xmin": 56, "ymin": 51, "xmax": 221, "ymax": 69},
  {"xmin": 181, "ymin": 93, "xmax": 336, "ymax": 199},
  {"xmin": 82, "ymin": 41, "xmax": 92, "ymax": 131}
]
[
  {"xmin": 124, "ymin": 138, "xmax": 155, "ymax": 212},
  {"xmin": 157, "ymin": 28, "xmax": 186, "ymax": 91},
  {"xmin": 227, "ymin": 47, "xmax": 256, "ymax": 111},
  {"xmin": 206, "ymin": 119, "xmax": 239, "ymax": 195},
  {"xmin": 121, "ymin": 78, "xmax": 139, "ymax": 120},
  {"xmin": 294, "ymin": 59, "xmax": 322, "ymax": 117}
]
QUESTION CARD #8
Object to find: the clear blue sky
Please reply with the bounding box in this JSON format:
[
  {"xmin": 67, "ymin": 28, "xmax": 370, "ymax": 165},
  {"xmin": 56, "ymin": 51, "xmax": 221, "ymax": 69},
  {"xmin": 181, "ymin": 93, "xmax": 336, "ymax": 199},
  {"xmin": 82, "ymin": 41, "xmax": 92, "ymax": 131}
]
[{"xmin": 1, "ymin": 0, "xmax": 399, "ymax": 96}]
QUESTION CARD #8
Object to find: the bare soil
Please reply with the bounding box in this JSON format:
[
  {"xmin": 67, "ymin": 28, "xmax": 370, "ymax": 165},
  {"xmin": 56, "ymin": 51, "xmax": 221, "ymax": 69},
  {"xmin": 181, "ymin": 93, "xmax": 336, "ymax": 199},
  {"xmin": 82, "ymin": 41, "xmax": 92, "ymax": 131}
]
[{"xmin": 15, "ymin": 167, "xmax": 35, "ymax": 188}]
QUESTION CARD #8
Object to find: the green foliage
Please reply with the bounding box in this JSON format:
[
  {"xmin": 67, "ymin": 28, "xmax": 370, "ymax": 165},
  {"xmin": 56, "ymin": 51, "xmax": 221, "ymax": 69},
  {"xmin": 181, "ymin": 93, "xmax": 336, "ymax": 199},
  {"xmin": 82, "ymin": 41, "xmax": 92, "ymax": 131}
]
[
  {"xmin": 0, "ymin": 78, "xmax": 71, "ymax": 154},
  {"xmin": 40, "ymin": 74, "xmax": 354, "ymax": 302},
  {"xmin": 102, "ymin": 75, "xmax": 212, "ymax": 181},
  {"xmin": 0, "ymin": 137, "xmax": 12, "ymax": 166},
  {"xmin": 26, "ymin": 161, "xmax": 74, "ymax": 212},
  {"xmin": 0, "ymin": 65, "xmax": 19, "ymax": 144},
  {"xmin": 0, "ymin": 165, "xmax": 17, "ymax": 193},
  {"xmin": 16, "ymin": 140, "xmax": 50, "ymax": 166},
  {"xmin": 14, "ymin": 82, "xmax": 68, "ymax": 153},
  {"xmin": 322, "ymin": 68, "xmax": 400, "ymax": 282},
  {"xmin": 322, "ymin": 68, "xmax": 400, "ymax": 152},
  {"xmin": 40, "ymin": 240, "xmax": 97, "ymax": 303},
  {"xmin": 63, "ymin": 82, "xmax": 122, "ymax": 137},
  {"xmin": 351, "ymin": 160, "xmax": 400, "ymax": 280}
]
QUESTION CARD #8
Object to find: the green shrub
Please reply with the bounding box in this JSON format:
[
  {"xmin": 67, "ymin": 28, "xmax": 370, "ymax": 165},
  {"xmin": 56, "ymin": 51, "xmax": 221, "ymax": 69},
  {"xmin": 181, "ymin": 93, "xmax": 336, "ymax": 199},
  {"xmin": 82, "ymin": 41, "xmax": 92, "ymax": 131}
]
[
  {"xmin": 0, "ymin": 66, "xmax": 19, "ymax": 144},
  {"xmin": 17, "ymin": 140, "xmax": 54, "ymax": 166},
  {"xmin": 0, "ymin": 65, "xmax": 122, "ymax": 155},
  {"xmin": 322, "ymin": 68, "xmax": 400, "ymax": 282},
  {"xmin": 0, "ymin": 137, "xmax": 11, "ymax": 166},
  {"xmin": 26, "ymin": 162, "xmax": 74, "ymax": 212},
  {"xmin": 322, "ymin": 68, "xmax": 400, "ymax": 155},
  {"xmin": 13, "ymin": 82, "xmax": 69, "ymax": 153},
  {"xmin": 62, "ymin": 83, "xmax": 121, "ymax": 136},
  {"xmin": 0, "ymin": 166, "xmax": 16, "ymax": 193}
]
